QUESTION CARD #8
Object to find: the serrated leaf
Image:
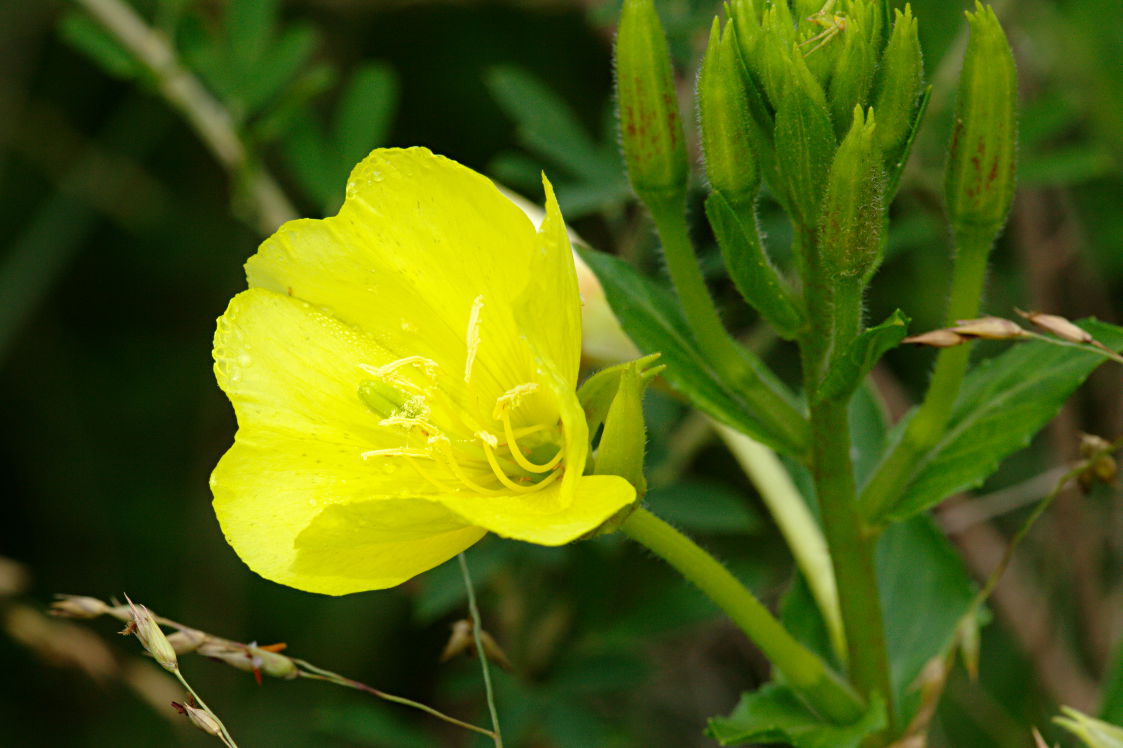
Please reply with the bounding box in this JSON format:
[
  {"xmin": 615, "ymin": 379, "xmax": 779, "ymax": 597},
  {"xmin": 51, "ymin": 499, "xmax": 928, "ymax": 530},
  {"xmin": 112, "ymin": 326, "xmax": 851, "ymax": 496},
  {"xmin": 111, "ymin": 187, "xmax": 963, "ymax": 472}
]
[
  {"xmin": 579, "ymin": 247, "xmax": 806, "ymax": 458},
  {"xmin": 881, "ymin": 319, "xmax": 1123, "ymax": 522},
  {"xmin": 705, "ymin": 192, "xmax": 805, "ymax": 339},
  {"xmin": 818, "ymin": 310, "xmax": 909, "ymax": 402},
  {"xmin": 707, "ymin": 683, "xmax": 885, "ymax": 747},
  {"xmin": 335, "ymin": 62, "xmax": 399, "ymax": 167}
]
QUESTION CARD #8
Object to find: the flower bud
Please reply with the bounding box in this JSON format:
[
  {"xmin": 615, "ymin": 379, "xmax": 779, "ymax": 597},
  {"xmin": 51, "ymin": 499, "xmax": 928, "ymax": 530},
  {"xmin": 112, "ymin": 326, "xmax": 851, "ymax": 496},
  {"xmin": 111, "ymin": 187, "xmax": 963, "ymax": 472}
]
[
  {"xmin": 872, "ymin": 6, "xmax": 924, "ymax": 164},
  {"xmin": 122, "ymin": 597, "xmax": 178, "ymax": 672},
  {"xmin": 699, "ymin": 19, "xmax": 760, "ymax": 206},
  {"xmin": 615, "ymin": 0, "xmax": 688, "ymax": 199},
  {"xmin": 774, "ymin": 51, "xmax": 835, "ymax": 228},
  {"xmin": 819, "ymin": 107, "xmax": 884, "ymax": 279},
  {"xmin": 826, "ymin": 4, "xmax": 878, "ymax": 135},
  {"xmin": 950, "ymin": 316, "xmax": 1028, "ymax": 340},
  {"xmin": 944, "ymin": 2, "xmax": 1017, "ymax": 241},
  {"xmin": 183, "ymin": 705, "xmax": 223, "ymax": 737},
  {"xmin": 165, "ymin": 628, "xmax": 208, "ymax": 655},
  {"xmin": 50, "ymin": 595, "xmax": 111, "ymax": 619}
]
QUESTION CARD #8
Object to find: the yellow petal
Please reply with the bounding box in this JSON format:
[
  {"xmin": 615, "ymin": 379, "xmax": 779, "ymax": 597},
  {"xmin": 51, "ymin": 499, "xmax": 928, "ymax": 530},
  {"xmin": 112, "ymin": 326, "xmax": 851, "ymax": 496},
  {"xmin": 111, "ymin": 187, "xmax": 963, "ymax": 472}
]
[
  {"xmin": 433, "ymin": 474, "xmax": 636, "ymax": 545},
  {"xmin": 213, "ymin": 434, "xmax": 483, "ymax": 594},
  {"xmin": 245, "ymin": 148, "xmax": 548, "ymax": 404},
  {"xmin": 514, "ymin": 176, "xmax": 583, "ymax": 386}
]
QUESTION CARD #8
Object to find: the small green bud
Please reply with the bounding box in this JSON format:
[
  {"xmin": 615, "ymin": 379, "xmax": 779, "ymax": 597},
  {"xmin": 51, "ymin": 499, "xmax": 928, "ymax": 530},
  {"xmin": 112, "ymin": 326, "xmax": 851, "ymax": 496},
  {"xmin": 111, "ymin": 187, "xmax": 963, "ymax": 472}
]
[
  {"xmin": 755, "ymin": 5, "xmax": 799, "ymax": 107},
  {"xmin": 122, "ymin": 596, "xmax": 178, "ymax": 673},
  {"xmin": 826, "ymin": 6, "xmax": 878, "ymax": 136},
  {"xmin": 819, "ymin": 106, "xmax": 885, "ymax": 279},
  {"xmin": 872, "ymin": 6, "xmax": 924, "ymax": 162},
  {"xmin": 615, "ymin": 0, "xmax": 688, "ymax": 199},
  {"xmin": 774, "ymin": 49, "xmax": 835, "ymax": 228},
  {"xmin": 945, "ymin": 2, "xmax": 1017, "ymax": 240},
  {"xmin": 699, "ymin": 19, "xmax": 760, "ymax": 205}
]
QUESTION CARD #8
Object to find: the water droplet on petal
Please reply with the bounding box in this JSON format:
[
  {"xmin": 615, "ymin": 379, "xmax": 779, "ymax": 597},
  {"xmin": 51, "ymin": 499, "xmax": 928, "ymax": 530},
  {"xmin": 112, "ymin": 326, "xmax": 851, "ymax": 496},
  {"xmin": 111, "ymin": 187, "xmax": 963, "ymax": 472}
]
[
  {"xmin": 237, "ymin": 354, "xmax": 253, "ymax": 367},
  {"xmin": 381, "ymin": 463, "xmax": 398, "ymax": 475}
]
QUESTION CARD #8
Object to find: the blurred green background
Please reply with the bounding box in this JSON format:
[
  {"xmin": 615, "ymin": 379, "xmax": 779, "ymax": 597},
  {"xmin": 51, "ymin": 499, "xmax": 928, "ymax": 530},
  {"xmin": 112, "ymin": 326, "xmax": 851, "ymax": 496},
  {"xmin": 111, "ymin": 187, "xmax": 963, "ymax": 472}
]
[{"xmin": 1, "ymin": 0, "xmax": 1121, "ymax": 745}]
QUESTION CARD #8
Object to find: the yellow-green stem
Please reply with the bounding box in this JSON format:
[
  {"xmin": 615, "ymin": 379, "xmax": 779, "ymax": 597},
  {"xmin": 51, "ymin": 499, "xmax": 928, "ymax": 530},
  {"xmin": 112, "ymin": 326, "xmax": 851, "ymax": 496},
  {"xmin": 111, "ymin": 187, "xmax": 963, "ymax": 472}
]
[
  {"xmin": 621, "ymin": 507, "xmax": 865, "ymax": 724},
  {"xmin": 801, "ymin": 229, "xmax": 895, "ymax": 738},
  {"xmin": 860, "ymin": 226, "xmax": 994, "ymax": 522},
  {"xmin": 643, "ymin": 190, "xmax": 809, "ymax": 457}
]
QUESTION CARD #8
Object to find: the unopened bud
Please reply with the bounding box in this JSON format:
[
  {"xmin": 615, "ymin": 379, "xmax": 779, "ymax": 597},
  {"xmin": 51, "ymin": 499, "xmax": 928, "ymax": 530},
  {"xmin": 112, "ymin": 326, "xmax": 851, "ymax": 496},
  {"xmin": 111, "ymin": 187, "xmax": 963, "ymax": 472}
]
[
  {"xmin": 615, "ymin": 0, "xmax": 688, "ymax": 199},
  {"xmin": 902, "ymin": 329, "xmax": 966, "ymax": 348},
  {"xmin": 51, "ymin": 595, "xmax": 111, "ymax": 619},
  {"xmin": 250, "ymin": 645, "xmax": 298, "ymax": 680},
  {"xmin": 122, "ymin": 596, "xmax": 178, "ymax": 672},
  {"xmin": 951, "ymin": 316, "xmax": 1027, "ymax": 340},
  {"xmin": 945, "ymin": 3, "xmax": 1017, "ymax": 241},
  {"xmin": 699, "ymin": 19, "xmax": 760, "ymax": 206},
  {"xmin": 826, "ymin": 4, "xmax": 878, "ymax": 135},
  {"xmin": 183, "ymin": 704, "xmax": 223, "ymax": 737},
  {"xmin": 1015, "ymin": 308, "xmax": 1093, "ymax": 344},
  {"xmin": 774, "ymin": 51, "xmax": 835, "ymax": 227},
  {"xmin": 819, "ymin": 107, "xmax": 884, "ymax": 279},
  {"xmin": 166, "ymin": 628, "xmax": 208, "ymax": 655},
  {"xmin": 872, "ymin": 6, "xmax": 924, "ymax": 162}
]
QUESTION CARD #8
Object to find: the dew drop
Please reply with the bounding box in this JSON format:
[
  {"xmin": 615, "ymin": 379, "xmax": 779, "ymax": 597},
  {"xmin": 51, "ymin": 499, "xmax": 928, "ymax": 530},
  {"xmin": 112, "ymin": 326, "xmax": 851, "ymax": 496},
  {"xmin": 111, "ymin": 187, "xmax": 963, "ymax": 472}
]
[
  {"xmin": 400, "ymin": 319, "xmax": 416, "ymax": 333},
  {"xmin": 381, "ymin": 463, "xmax": 398, "ymax": 475},
  {"xmin": 237, "ymin": 354, "xmax": 253, "ymax": 367}
]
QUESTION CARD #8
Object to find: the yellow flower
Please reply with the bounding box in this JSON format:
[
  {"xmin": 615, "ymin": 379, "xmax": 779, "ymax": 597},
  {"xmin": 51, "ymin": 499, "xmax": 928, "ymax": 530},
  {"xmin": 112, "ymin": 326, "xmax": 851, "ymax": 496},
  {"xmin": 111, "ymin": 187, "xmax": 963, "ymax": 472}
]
[{"xmin": 211, "ymin": 148, "xmax": 636, "ymax": 595}]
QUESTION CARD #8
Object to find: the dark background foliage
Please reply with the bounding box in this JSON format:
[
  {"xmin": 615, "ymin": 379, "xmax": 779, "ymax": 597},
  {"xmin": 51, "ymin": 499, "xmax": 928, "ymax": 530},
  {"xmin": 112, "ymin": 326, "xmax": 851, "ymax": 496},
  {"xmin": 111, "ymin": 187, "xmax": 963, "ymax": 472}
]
[{"xmin": 1, "ymin": 0, "xmax": 1121, "ymax": 745}]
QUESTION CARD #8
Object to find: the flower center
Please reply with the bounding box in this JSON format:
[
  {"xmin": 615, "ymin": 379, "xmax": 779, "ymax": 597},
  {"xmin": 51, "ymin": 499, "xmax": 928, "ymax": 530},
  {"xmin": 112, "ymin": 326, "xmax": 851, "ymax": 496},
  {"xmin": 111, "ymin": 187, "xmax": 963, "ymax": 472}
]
[{"xmin": 356, "ymin": 357, "xmax": 565, "ymax": 495}]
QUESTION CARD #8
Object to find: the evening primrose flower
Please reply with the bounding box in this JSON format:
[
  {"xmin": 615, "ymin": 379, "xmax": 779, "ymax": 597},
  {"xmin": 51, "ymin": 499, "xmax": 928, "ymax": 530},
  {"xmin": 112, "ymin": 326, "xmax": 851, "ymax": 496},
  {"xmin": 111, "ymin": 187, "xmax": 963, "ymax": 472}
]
[{"xmin": 211, "ymin": 148, "xmax": 637, "ymax": 595}]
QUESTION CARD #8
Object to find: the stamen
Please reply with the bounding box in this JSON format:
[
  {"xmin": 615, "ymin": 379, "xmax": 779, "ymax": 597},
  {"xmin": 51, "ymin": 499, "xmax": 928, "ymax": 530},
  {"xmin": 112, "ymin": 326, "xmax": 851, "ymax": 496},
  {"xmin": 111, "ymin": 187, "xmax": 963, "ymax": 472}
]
[
  {"xmin": 477, "ymin": 433, "xmax": 540, "ymax": 493},
  {"xmin": 464, "ymin": 295, "xmax": 485, "ymax": 384},
  {"xmin": 500, "ymin": 411, "xmax": 564, "ymax": 474},
  {"xmin": 361, "ymin": 447, "xmax": 431, "ymax": 459},
  {"xmin": 430, "ymin": 435, "xmax": 504, "ymax": 495}
]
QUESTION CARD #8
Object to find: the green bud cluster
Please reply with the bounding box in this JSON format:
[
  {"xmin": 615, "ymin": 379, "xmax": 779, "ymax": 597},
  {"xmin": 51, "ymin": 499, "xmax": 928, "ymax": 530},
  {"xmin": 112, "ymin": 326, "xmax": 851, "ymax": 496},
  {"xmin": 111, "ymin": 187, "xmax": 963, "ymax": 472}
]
[{"xmin": 820, "ymin": 106, "xmax": 884, "ymax": 279}]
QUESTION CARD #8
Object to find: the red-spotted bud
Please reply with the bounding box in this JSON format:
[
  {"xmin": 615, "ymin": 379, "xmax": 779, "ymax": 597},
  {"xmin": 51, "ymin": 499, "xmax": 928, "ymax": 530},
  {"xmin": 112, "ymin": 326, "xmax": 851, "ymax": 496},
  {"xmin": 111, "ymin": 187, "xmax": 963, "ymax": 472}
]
[{"xmin": 615, "ymin": 0, "xmax": 688, "ymax": 200}]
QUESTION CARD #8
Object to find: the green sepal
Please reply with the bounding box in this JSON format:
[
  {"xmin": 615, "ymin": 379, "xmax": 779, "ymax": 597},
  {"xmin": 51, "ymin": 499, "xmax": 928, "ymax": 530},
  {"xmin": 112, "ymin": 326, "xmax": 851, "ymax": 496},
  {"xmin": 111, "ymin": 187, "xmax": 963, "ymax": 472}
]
[
  {"xmin": 577, "ymin": 353, "xmax": 663, "ymax": 446},
  {"xmin": 705, "ymin": 191, "xmax": 805, "ymax": 339},
  {"xmin": 817, "ymin": 309, "xmax": 909, "ymax": 402},
  {"xmin": 615, "ymin": 0, "xmax": 688, "ymax": 201},
  {"xmin": 819, "ymin": 106, "xmax": 885, "ymax": 280},
  {"xmin": 1054, "ymin": 707, "xmax": 1123, "ymax": 748},
  {"xmin": 774, "ymin": 52, "xmax": 836, "ymax": 229},
  {"xmin": 594, "ymin": 363, "xmax": 656, "ymax": 497},
  {"xmin": 944, "ymin": 2, "xmax": 1018, "ymax": 242}
]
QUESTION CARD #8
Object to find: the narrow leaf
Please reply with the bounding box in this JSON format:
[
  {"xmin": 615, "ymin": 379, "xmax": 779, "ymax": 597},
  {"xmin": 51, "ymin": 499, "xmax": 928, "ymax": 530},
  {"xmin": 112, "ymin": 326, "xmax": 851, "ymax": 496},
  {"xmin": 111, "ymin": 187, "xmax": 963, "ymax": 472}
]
[
  {"xmin": 335, "ymin": 62, "xmax": 399, "ymax": 168},
  {"xmin": 818, "ymin": 310, "xmax": 909, "ymax": 402},
  {"xmin": 705, "ymin": 192, "xmax": 804, "ymax": 339}
]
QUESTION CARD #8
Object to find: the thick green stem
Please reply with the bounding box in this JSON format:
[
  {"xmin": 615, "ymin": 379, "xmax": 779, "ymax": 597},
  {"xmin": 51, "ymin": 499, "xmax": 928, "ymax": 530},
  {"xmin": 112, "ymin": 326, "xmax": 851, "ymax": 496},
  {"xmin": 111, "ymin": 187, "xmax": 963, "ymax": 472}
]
[
  {"xmin": 800, "ymin": 230, "xmax": 895, "ymax": 736},
  {"xmin": 644, "ymin": 190, "xmax": 809, "ymax": 456},
  {"xmin": 860, "ymin": 226, "xmax": 994, "ymax": 522},
  {"xmin": 621, "ymin": 507, "xmax": 864, "ymax": 723}
]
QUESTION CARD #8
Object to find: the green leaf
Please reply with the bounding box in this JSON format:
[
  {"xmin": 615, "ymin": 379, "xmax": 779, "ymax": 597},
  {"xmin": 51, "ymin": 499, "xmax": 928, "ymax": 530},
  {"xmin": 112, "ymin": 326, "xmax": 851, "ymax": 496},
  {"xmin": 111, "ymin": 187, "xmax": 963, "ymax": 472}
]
[
  {"xmin": 818, "ymin": 309, "xmax": 909, "ymax": 402},
  {"xmin": 881, "ymin": 319, "xmax": 1123, "ymax": 521},
  {"xmin": 707, "ymin": 683, "xmax": 885, "ymax": 747},
  {"xmin": 59, "ymin": 11, "xmax": 143, "ymax": 80},
  {"xmin": 644, "ymin": 480, "xmax": 763, "ymax": 534},
  {"xmin": 239, "ymin": 24, "xmax": 318, "ymax": 115},
  {"xmin": 705, "ymin": 192, "xmax": 805, "ymax": 339},
  {"xmin": 1100, "ymin": 640, "xmax": 1123, "ymax": 724},
  {"xmin": 579, "ymin": 247, "xmax": 805, "ymax": 458},
  {"xmin": 780, "ymin": 514, "xmax": 976, "ymax": 722},
  {"xmin": 334, "ymin": 62, "xmax": 399, "ymax": 168},
  {"xmin": 486, "ymin": 66, "xmax": 614, "ymax": 182},
  {"xmin": 1055, "ymin": 706, "xmax": 1123, "ymax": 748}
]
